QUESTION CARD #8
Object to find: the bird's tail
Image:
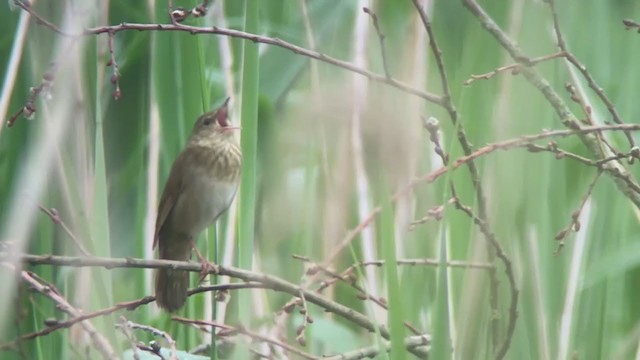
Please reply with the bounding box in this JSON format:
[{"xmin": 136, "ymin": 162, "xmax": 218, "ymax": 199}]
[{"xmin": 155, "ymin": 237, "xmax": 192, "ymax": 312}]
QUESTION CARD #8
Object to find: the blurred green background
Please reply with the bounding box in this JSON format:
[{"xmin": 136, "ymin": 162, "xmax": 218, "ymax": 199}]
[{"xmin": 1, "ymin": 0, "xmax": 640, "ymax": 359}]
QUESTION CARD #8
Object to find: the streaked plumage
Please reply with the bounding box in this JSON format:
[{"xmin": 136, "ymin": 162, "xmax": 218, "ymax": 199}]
[{"xmin": 154, "ymin": 99, "xmax": 242, "ymax": 312}]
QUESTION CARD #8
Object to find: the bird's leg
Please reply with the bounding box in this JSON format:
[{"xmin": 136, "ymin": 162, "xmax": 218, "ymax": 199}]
[{"xmin": 191, "ymin": 239, "xmax": 217, "ymax": 283}]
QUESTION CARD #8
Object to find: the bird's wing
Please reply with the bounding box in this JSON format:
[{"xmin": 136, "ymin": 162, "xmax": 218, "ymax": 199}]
[{"xmin": 153, "ymin": 151, "xmax": 188, "ymax": 250}]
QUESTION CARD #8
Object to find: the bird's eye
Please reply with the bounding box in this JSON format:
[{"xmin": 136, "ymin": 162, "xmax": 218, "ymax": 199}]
[{"xmin": 202, "ymin": 117, "xmax": 212, "ymax": 126}]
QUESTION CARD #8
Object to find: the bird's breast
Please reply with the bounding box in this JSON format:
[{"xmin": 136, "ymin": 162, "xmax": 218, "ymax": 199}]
[{"xmin": 166, "ymin": 143, "xmax": 241, "ymax": 238}]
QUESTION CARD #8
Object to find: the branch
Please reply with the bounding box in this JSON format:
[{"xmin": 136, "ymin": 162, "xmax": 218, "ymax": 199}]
[
  {"xmin": 117, "ymin": 318, "xmax": 177, "ymax": 360},
  {"xmin": 463, "ymin": 52, "xmax": 566, "ymax": 85},
  {"xmin": 1, "ymin": 283, "xmax": 265, "ymax": 350},
  {"xmin": 37, "ymin": 205, "xmax": 91, "ymax": 256},
  {"xmin": 363, "ymin": 7, "xmax": 391, "ymax": 79},
  {"xmin": 106, "ymin": 31, "xmax": 121, "ymax": 100},
  {"xmin": 449, "ymin": 185, "xmax": 518, "ymax": 360},
  {"xmin": 462, "ymin": 0, "xmax": 640, "ymax": 209},
  {"xmin": 417, "ymin": 124, "xmax": 640, "ymax": 193},
  {"xmin": 14, "ymin": 270, "xmax": 117, "ymax": 359},
  {"xmin": 546, "ymin": 0, "xmax": 635, "ymax": 147},
  {"xmin": 172, "ymin": 317, "xmax": 318, "ymax": 360},
  {"xmin": 321, "ymin": 335, "xmax": 430, "ymax": 360},
  {"xmin": 553, "ymin": 170, "xmax": 602, "ymax": 254},
  {"xmin": 10, "ymin": 0, "xmax": 442, "ymax": 119},
  {"xmin": 0, "ymin": 253, "xmax": 430, "ymax": 358},
  {"xmin": 412, "ymin": 0, "xmax": 506, "ymax": 351}
]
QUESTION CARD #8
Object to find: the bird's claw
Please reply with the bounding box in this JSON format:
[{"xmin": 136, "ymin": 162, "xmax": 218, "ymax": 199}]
[{"xmin": 191, "ymin": 241, "xmax": 217, "ymax": 283}]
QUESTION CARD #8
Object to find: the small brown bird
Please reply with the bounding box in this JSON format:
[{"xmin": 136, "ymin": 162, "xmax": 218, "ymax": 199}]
[{"xmin": 154, "ymin": 98, "xmax": 242, "ymax": 312}]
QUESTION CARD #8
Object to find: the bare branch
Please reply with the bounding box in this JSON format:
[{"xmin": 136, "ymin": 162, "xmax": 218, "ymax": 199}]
[
  {"xmin": 362, "ymin": 7, "xmax": 391, "ymax": 79},
  {"xmin": 462, "ymin": 0, "xmax": 640, "ymax": 209},
  {"xmin": 554, "ymin": 170, "xmax": 603, "ymax": 254},
  {"xmin": 12, "ymin": 269, "xmax": 117, "ymax": 359},
  {"xmin": 321, "ymin": 335, "xmax": 430, "ymax": 360},
  {"xmin": 37, "ymin": 205, "xmax": 91, "ymax": 256},
  {"xmin": 464, "ymin": 52, "xmax": 566, "ymax": 85},
  {"xmin": 546, "ymin": 0, "xmax": 635, "ymax": 147},
  {"xmin": 117, "ymin": 317, "xmax": 177, "ymax": 360},
  {"xmin": 172, "ymin": 317, "xmax": 318, "ymax": 360},
  {"xmin": 106, "ymin": 31, "xmax": 121, "ymax": 100},
  {"xmin": 9, "ymin": 0, "xmax": 442, "ymax": 116},
  {"xmin": 449, "ymin": 185, "xmax": 518, "ymax": 360},
  {"xmin": 0, "ymin": 252, "xmax": 430, "ymax": 358}
]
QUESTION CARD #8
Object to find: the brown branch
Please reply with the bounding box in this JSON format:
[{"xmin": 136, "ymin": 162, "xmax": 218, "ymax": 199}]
[
  {"xmin": 464, "ymin": 52, "xmax": 566, "ymax": 85},
  {"xmin": 526, "ymin": 143, "xmax": 601, "ymax": 167},
  {"xmin": 553, "ymin": 170, "xmax": 603, "ymax": 255},
  {"xmin": 0, "ymin": 282, "xmax": 286, "ymax": 351},
  {"xmin": 117, "ymin": 317, "xmax": 177, "ymax": 360},
  {"xmin": 363, "ymin": 7, "xmax": 391, "ymax": 79},
  {"xmin": 409, "ymin": 204, "xmax": 444, "ymax": 230},
  {"xmin": 293, "ymin": 256, "xmax": 426, "ymax": 336},
  {"xmin": 13, "ymin": 269, "xmax": 117, "ymax": 359},
  {"xmin": 319, "ymin": 124, "xmax": 640, "ymax": 279},
  {"xmin": 1, "ymin": 295, "xmax": 153, "ymax": 352},
  {"xmin": 37, "ymin": 205, "xmax": 91, "ymax": 256},
  {"xmin": 412, "ymin": 0, "xmax": 505, "ymax": 351},
  {"xmin": 462, "ymin": 0, "xmax": 640, "ymax": 210},
  {"xmin": 449, "ymin": 185, "xmax": 518, "ymax": 360},
  {"xmin": 546, "ymin": 0, "xmax": 635, "ymax": 147},
  {"xmin": 564, "ymin": 82, "xmax": 620, "ymax": 155},
  {"xmin": 171, "ymin": 317, "xmax": 319, "ymax": 360},
  {"xmin": 5, "ymin": 13, "xmax": 79, "ymax": 128},
  {"xmin": 295, "ymin": 289, "xmax": 311, "ymax": 347},
  {"xmin": 106, "ymin": 31, "xmax": 121, "ymax": 100},
  {"xmin": 116, "ymin": 316, "xmax": 143, "ymax": 360},
  {"xmin": 11, "ymin": 0, "xmax": 442, "ymax": 108},
  {"xmin": 0, "ymin": 253, "xmax": 430, "ymax": 358},
  {"xmin": 419, "ymin": 124, "xmax": 640, "ymax": 193},
  {"xmin": 362, "ymin": 259, "xmax": 495, "ymax": 270},
  {"xmin": 321, "ymin": 335, "xmax": 430, "ymax": 360},
  {"xmin": 12, "ymin": 0, "xmax": 66, "ymax": 35},
  {"xmin": 6, "ymin": 70, "xmax": 55, "ymax": 127}
]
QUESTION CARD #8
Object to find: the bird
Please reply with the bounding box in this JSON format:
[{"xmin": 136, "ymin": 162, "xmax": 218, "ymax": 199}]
[{"xmin": 153, "ymin": 98, "xmax": 242, "ymax": 312}]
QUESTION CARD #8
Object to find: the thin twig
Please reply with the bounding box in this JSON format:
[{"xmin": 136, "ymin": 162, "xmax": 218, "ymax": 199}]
[
  {"xmin": 525, "ymin": 142, "xmax": 615, "ymax": 167},
  {"xmin": 546, "ymin": 0, "xmax": 635, "ymax": 147},
  {"xmin": 321, "ymin": 335, "xmax": 430, "ymax": 360},
  {"xmin": 295, "ymin": 289, "xmax": 312, "ymax": 347},
  {"xmin": 553, "ymin": 170, "xmax": 603, "ymax": 255},
  {"xmin": 6, "ymin": 68, "xmax": 55, "ymax": 127},
  {"xmin": 0, "ymin": 283, "xmax": 279, "ymax": 351},
  {"xmin": 464, "ymin": 52, "xmax": 566, "ymax": 85},
  {"xmin": 172, "ymin": 317, "xmax": 319, "ymax": 360},
  {"xmin": 449, "ymin": 184, "xmax": 519, "ymax": 360},
  {"xmin": 463, "ymin": 0, "xmax": 640, "ymax": 210},
  {"xmin": 564, "ymin": 82, "xmax": 619, "ymax": 155},
  {"xmin": 362, "ymin": 259, "xmax": 495, "ymax": 270},
  {"xmin": 409, "ymin": 204, "xmax": 444, "ymax": 230},
  {"xmin": 106, "ymin": 31, "xmax": 121, "ymax": 100},
  {"xmin": 315, "ymin": 124, "xmax": 640, "ymax": 280},
  {"xmin": 5, "ymin": 20, "xmax": 78, "ymax": 127},
  {"xmin": 0, "ymin": 253, "xmax": 430, "ymax": 358},
  {"xmin": 11, "ymin": 269, "xmax": 118, "ymax": 359},
  {"xmin": 292, "ymin": 256, "xmax": 426, "ymax": 336},
  {"xmin": 11, "ymin": 0, "xmax": 442, "ymax": 108},
  {"xmin": 115, "ymin": 317, "xmax": 142, "ymax": 360},
  {"xmin": 117, "ymin": 317, "xmax": 178, "ymax": 360},
  {"xmin": 412, "ymin": 0, "xmax": 505, "ymax": 350},
  {"xmin": 362, "ymin": 7, "xmax": 391, "ymax": 79},
  {"xmin": 37, "ymin": 205, "xmax": 91, "ymax": 256}
]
